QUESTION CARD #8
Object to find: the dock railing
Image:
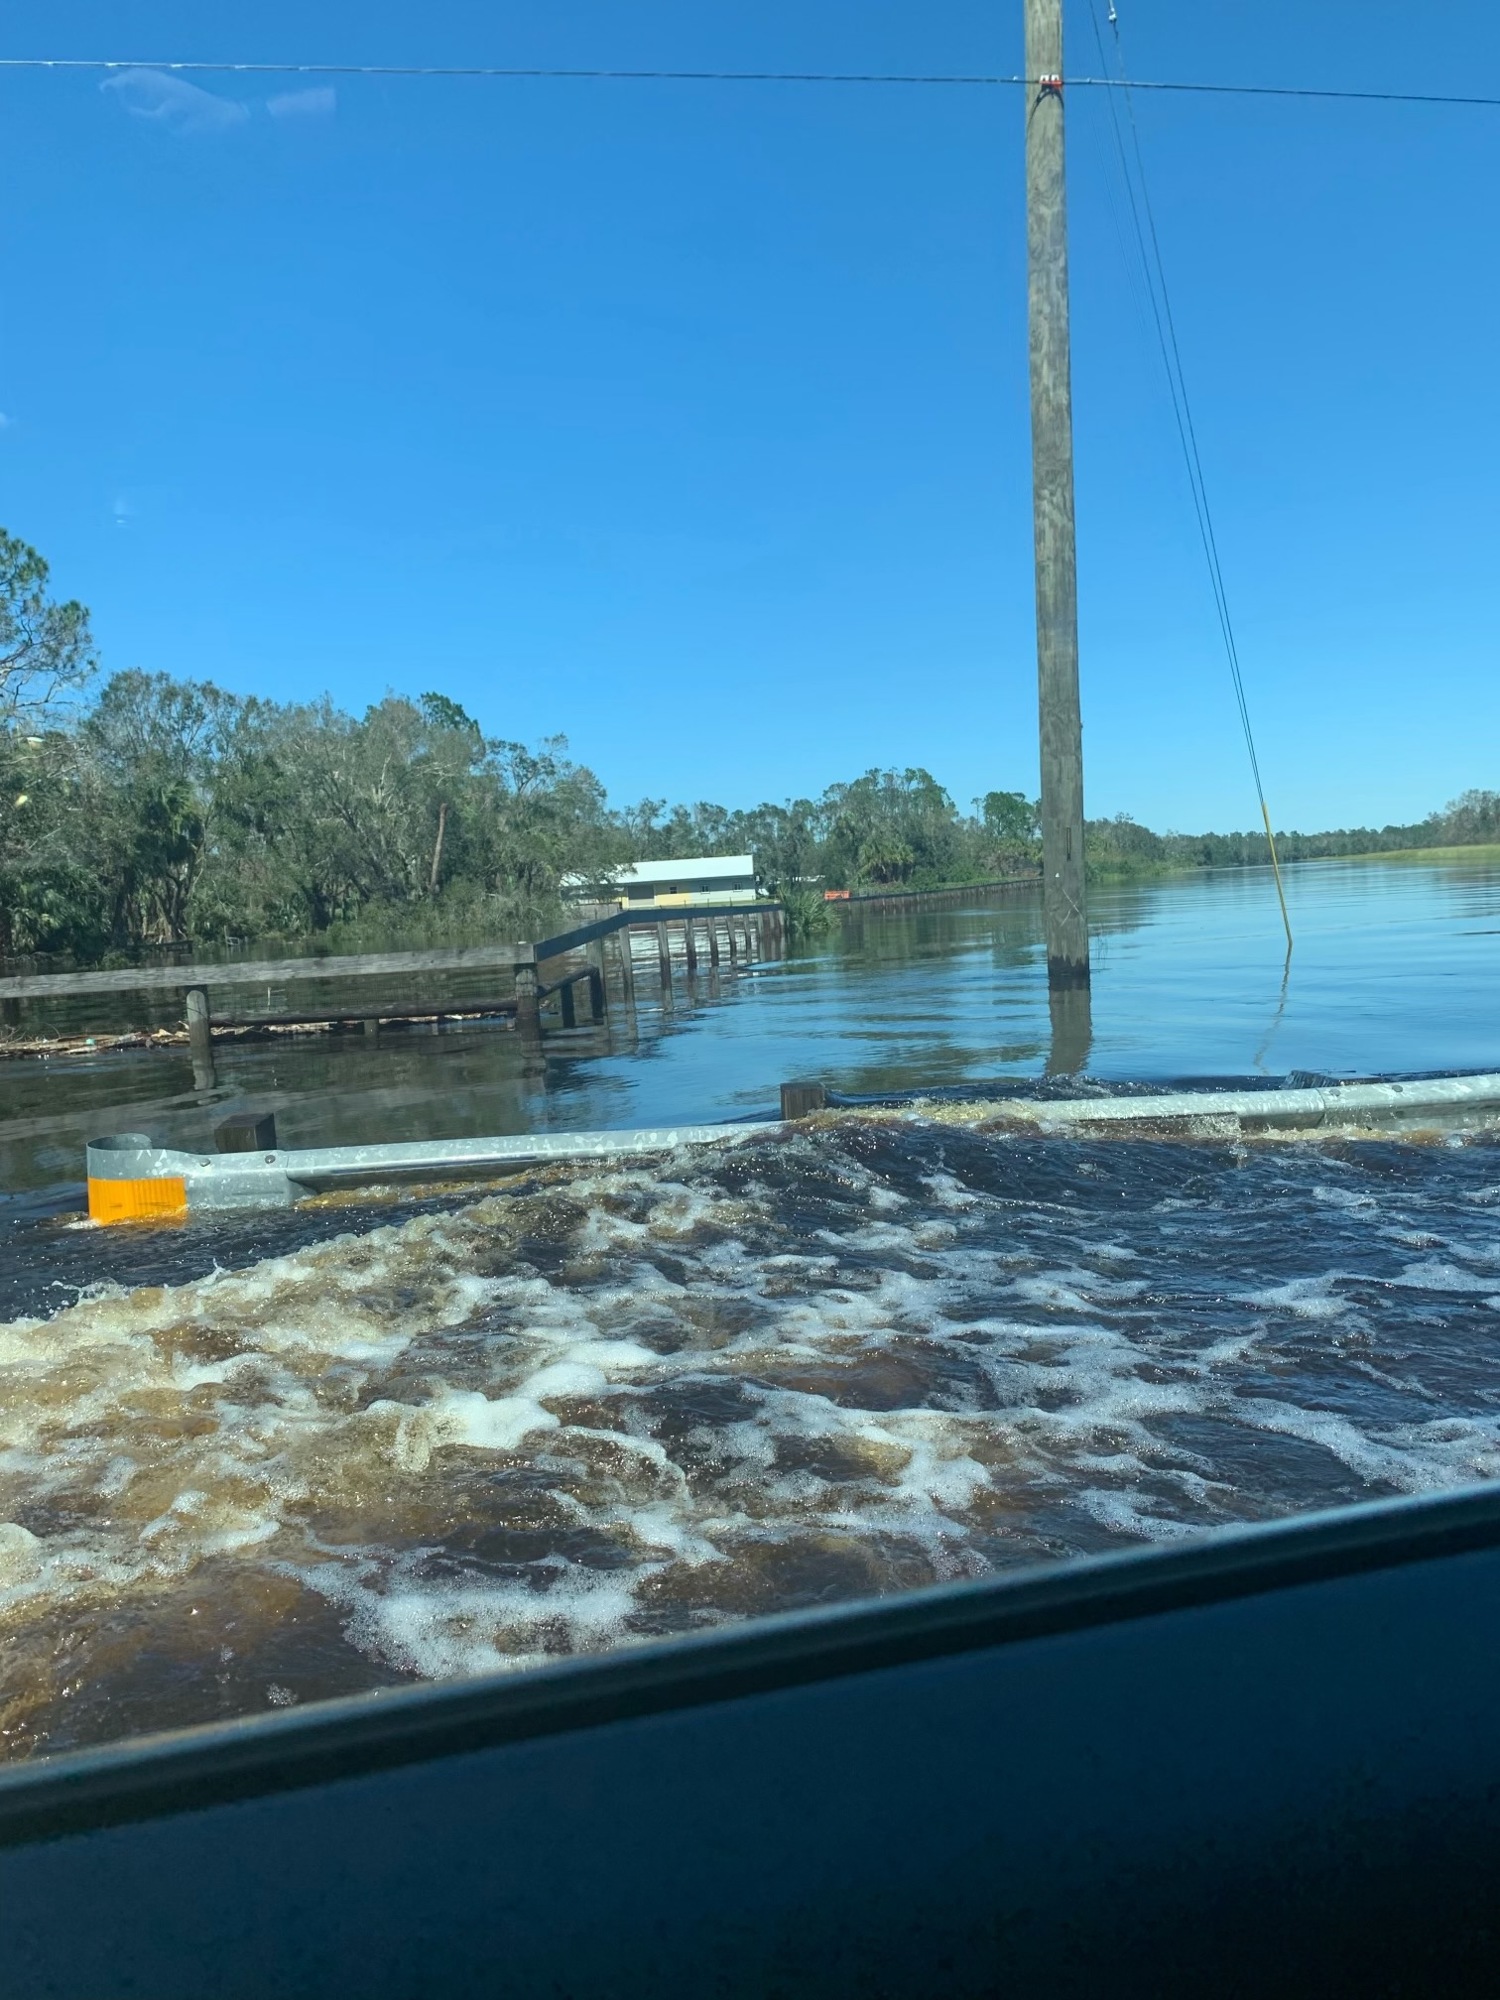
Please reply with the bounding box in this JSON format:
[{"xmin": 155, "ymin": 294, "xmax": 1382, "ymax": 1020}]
[{"xmin": 0, "ymin": 901, "xmax": 785, "ymax": 1070}]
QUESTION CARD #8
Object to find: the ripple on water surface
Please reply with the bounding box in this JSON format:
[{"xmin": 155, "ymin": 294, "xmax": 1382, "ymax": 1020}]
[{"xmin": 2, "ymin": 1115, "xmax": 1500, "ymax": 1759}]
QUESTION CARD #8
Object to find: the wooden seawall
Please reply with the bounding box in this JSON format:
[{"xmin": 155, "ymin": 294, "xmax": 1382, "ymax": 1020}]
[{"xmin": 826, "ymin": 872, "xmax": 1039, "ymax": 916}]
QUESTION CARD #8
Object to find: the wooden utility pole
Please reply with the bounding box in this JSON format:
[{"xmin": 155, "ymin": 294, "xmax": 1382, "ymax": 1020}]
[{"xmin": 1025, "ymin": 0, "xmax": 1090, "ymax": 988}]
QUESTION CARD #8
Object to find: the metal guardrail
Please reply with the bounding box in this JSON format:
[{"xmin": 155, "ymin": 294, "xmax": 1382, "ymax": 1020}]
[
  {"xmin": 992, "ymin": 1072, "xmax": 1500, "ymax": 1129},
  {"xmin": 80, "ymin": 1071, "xmax": 1500, "ymax": 1222},
  {"xmin": 84, "ymin": 1120, "xmax": 780, "ymax": 1219}
]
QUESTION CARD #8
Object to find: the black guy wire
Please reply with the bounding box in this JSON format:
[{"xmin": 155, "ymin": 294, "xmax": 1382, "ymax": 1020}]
[
  {"xmin": 1085, "ymin": 3, "xmax": 1292, "ymax": 949},
  {"xmin": 0, "ymin": 60, "xmax": 1498, "ymax": 107}
]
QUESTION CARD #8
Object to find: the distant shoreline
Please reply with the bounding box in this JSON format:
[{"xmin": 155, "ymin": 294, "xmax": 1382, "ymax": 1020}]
[{"xmin": 1082, "ymin": 841, "xmax": 1500, "ymax": 884}]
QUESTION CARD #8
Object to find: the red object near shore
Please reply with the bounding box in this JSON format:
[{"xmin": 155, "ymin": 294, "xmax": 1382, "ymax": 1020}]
[{"xmin": 823, "ymin": 889, "xmax": 851, "ymax": 901}]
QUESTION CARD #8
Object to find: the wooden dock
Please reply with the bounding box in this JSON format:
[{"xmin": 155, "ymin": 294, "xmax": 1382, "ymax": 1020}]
[{"xmin": 0, "ymin": 903, "xmax": 784, "ymax": 1079}]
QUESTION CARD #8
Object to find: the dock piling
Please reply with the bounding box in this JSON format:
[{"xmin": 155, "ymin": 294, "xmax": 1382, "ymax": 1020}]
[
  {"xmin": 657, "ymin": 923, "xmax": 674, "ymax": 1008},
  {"xmin": 185, "ymin": 986, "xmax": 217, "ymax": 1089},
  {"xmin": 586, "ymin": 940, "xmax": 609, "ymax": 1021},
  {"xmin": 615, "ymin": 928, "xmax": 638, "ymax": 1021},
  {"xmin": 185, "ymin": 986, "xmax": 212, "ymax": 1048},
  {"xmin": 513, "ymin": 958, "xmax": 543, "ymax": 1055}
]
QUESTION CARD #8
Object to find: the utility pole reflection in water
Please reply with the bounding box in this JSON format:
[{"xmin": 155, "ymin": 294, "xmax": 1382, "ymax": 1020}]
[{"xmin": 1047, "ymin": 981, "xmax": 1093, "ymax": 1077}]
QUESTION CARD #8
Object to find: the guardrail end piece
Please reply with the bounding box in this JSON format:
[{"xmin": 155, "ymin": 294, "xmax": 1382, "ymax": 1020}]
[{"xmin": 85, "ymin": 1133, "xmax": 189, "ymax": 1226}]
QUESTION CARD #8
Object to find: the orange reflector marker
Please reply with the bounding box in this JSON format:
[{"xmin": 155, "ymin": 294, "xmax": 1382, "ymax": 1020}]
[
  {"xmin": 87, "ymin": 1174, "xmax": 188, "ymax": 1224},
  {"xmin": 84, "ymin": 1133, "xmax": 193, "ymax": 1225}
]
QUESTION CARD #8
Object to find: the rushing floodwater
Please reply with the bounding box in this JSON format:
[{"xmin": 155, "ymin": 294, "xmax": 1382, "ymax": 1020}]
[{"xmin": 0, "ymin": 855, "xmax": 1498, "ymax": 1758}]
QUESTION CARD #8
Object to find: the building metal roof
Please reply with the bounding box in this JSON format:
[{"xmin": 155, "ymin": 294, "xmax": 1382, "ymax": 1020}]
[{"xmin": 564, "ymin": 855, "xmax": 755, "ymax": 888}]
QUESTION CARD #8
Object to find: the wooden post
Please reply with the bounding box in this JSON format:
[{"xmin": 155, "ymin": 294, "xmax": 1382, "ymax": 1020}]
[
  {"xmin": 185, "ymin": 985, "xmax": 216, "ymax": 1091},
  {"xmin": 726, "ymin": 922, "xmax": 738, "ymax": 965},
  {"xmin": 657, "ymin": 922, "xmax": 674, "ymax": 1007},
  {"xmin": 187, "ymin": 992, "xmax": 213, "ymax": 1056},
  {"xmin": 615, "ymin": 925, "xmax": 638, "ymax": 1018},
  {"xmin": 1026, "ymin": 0, "xmax": 1090, "ymax": 992},
  {"xmin": 780, "ymin": 1080, "xmax": 828, "ymax": 1121},
  {"xmin": 684, "ymin": 922, "xmax": 699, "ymax": 975},
  {"xmin": 513, "ymin": 955, "xmax": 542, "ymax": 1053},
  {"xmin": 708, "ymin": 921, "xmax": 722, "ymax": 969},
  {"xmin": 216, "ymin": 1111, "xmax": 278, "ymax": 1153},
  {"xmin": 559, "ymin": 976, "xmax": 577, "ymax": 1030},
  {"xmin": 586, "ymin": 940, "xmax": 608, "ymax": 1021}
]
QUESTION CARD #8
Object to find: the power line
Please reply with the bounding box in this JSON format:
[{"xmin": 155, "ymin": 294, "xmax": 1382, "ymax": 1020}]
[
  {"xmin": 0, "ymin": 58, "xmax": 1498, "ymax": 107},
  {"xmin": 1084, "ymin": 2, "xmax": 1292, "ymax": 951},
  {"xmin": 0, "ymin": 61, "xmax": 1008, "ymax": 85},
  {"xmin": 1081, "ymin": 75, "xmax": 1500, "ymax": 110},
  {"xmin": 1078, "ymin": 74, "xmax": 1500, "ymax": 110}
]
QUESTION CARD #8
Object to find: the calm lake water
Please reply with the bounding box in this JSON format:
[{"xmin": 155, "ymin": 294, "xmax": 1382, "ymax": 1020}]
[{"xmin": 1, "ymin": 854, "xmax": 1498, "ymax": 1758}]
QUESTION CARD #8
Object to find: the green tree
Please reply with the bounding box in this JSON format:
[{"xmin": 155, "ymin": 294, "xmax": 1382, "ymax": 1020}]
[
  {"xmin": 0, "ymin": 529, "xmax": 97, "ymax": 728},
  {"xmin": 978, "ymin": 790, "xmax": 1038, "ymax": 846},
  {"xmin": 0, "ymin": 532, "xmax": 100, "ymax": 954},
  {"xmin": 79, "ymin": 671, "xmax": 237, "ymax": 944},
  {"xmin": 856, "ymin": 830, "xmax": 915, "ymax": 885}
]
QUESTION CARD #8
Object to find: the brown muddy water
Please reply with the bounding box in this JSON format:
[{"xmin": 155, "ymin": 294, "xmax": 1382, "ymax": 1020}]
[{"xmin": 1, "ymin": 860, "xmax": 1498, "ymax": 1759}]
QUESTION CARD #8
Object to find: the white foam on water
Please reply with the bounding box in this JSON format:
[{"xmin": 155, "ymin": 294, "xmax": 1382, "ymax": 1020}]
[
  {"xmin": 1247, "ymin": 1274, "xmax": 1356, "ymax": 1321},
  {"xmin": 333, "ymin": 1560, "xmax": 653, "ymax": 1681},
  {"xmin": 1005, "ymin": 1268, "xmax": 1151, "ymax": 1311},
  {"xmin": 1076, "ymin": 1490, "xmax": 1205, "ymax": 1542},
  {"xmin": 1230, "ymin": 1397, "xmax": 1500, "ymax": 1491},
  {"xmin": 918, "ymin": 1171, "xmax": 979, "ymax": 1211},
  {"xmin": 371, "ymin": 1390, "xmax": 562, "ymax": 1471},
  {"xmin": 1313, "ymin": 1184, "xmax": 1380, "ymax": 1215},
  {"xmin": 1392, "ymin": 1257, "xmax": 1500, "ymax": 1297}
]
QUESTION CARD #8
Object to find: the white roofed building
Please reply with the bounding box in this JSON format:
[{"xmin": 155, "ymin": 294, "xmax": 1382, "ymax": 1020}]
[{"xmin": 562, "ymin": 855, "xmax": 758, "ymax": 908}]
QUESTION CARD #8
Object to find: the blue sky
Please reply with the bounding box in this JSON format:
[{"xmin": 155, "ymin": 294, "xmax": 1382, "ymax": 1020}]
[{"xmin": 1, "ymin": 2, "xmax": 1497, "ymax": 832}]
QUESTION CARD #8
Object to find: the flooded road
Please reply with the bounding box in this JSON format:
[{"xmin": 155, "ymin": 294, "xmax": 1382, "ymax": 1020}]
[{"xmin": 1, "ymin": 855, "xmax": 1498, "ymax": 1758}]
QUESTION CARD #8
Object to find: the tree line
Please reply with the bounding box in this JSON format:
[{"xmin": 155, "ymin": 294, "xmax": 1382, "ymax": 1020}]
[
  {"xmin": 1083, "ymin": 792, "xmax": 1500, "ymax": 872},
  {"xmin": 1, "ymin": 528, "xmax": 1494, "ymax": 961}
]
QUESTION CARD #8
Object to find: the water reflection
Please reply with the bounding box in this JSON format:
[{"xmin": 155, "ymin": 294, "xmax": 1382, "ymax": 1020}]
[
  {"xmin": 1046, "ymin": 982, "xmax": 1093, "ymax": 1076},
  {"xmin": 1252, "ymin": 946, "xmax": 1296, "ymax": 1073}
]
